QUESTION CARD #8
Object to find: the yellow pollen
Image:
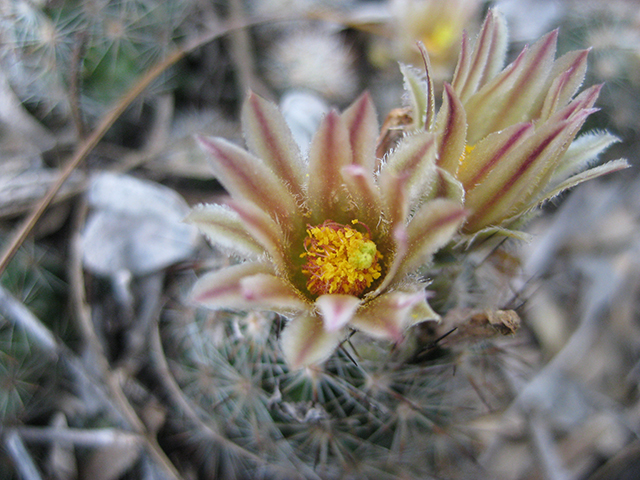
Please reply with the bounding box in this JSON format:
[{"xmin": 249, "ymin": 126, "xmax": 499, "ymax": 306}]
[
  {"xmin": 300, "ymin": 220, "xmax": 383, "ymax": 297},
  {"xmin": 457, "ymin": 143, "xmax": 476, "ymax": 178}
]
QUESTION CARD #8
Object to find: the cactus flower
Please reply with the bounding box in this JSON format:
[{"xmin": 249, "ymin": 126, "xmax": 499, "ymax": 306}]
[
  {"xmin": 402, "ymin": 9, "xmax": 628, "ymax": 238},
  {"xmin": 187, "ymin": 92, "xmax": 466, "ymax": 368}
]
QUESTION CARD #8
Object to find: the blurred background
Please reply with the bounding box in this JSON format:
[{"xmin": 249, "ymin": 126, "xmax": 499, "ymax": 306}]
[{"xmin": 0, "ymin": 1, "xmax": 638, "ymax": 479}]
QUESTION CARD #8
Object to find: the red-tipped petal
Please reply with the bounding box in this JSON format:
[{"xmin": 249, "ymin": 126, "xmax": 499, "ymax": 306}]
[
  {"xmin": 537, "ymin": 49, "xmax": 590, "ymax": 121},
  {"xmin": 466, "ymin": 29, "xmax": 559, "ymax": 140}
]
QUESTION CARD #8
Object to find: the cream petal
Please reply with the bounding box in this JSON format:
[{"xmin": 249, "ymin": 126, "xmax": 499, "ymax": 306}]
[
  {"xmin": 380, "ymin": 130, "xmax": 438, "ymax": 208},
  {"xmin": 464, "ymin": 110, "xmax": 594, "ymax": 232},
  {"xmin": 240, "ymin": 273, "xmax": 309, "ymax": 312},
  {"xmin": 457, "ymin": 122, "xmax": 535, "ymax": 189},
  {"xmin": 430, "ymin": 167, "xmax": 465, "ymax": 204},
  {"xmin": 191, "ymin": 263, "xmax": 274, "ymax": 309},
  {"xmin": 341, "ymin": 164, "xmax": 383, "ymax": 228},
  {"xmin": 400, "ymin": 63, "xmax": 429, "ymax": 130},
  {"xmin": 379, "ymin": 170, "xmax": 410, "ymax": 231},
  {"xmin": 416, "ymin": 42, "xmax": 436, "ymax": 131},
  {"xmin": 242, "ymin": 92, "xmax": 306, "ymax": 200},
  {"xmin": 398, "ymin": 199, "xmax": 467, "ymax": 277},
  {"xmin": 315, "ymin": 294, "xmax": 361, "ymax": 332},
  {"xmin": 197, "ymin": 135, "xmax": 300, "ymax": 229},
  {"xmin": 307, "ymin": 110, "xmax": 352, "ymax": 224},
  {"xmin": 185, "ymin": 203, "xmax": 266, "ymax": 258},
  {"xmin": 341, "ymin": 92, "xmax": 379, "ymax": 171},
  {"xmin": 551, "ymin": 131, "xmax": 620, "ymax": 184},
  {"xmin": 530, "ymin": 159, "xmax": 629, "ymax": 215},
  {"xmin": 350, "ymin": 290, "xmax": 437, "ymax": 341},
  {"xmin": 493, "ymin": 158, "xmax": 629, "ymax": 233},
  {"xmin": 227, "ymin": 200, "xmax": 289, "ymax": 271},
  {"xmin": 280, "ymin": 314, "xmax": 344, "ymax": 369},
  {"xmin": 434, "ymin": 84, "xmax": 467, "ymax": 175}
]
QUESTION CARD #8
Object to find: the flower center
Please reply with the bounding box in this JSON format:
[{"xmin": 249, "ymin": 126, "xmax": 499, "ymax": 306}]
[{"xmin": 300, "ymin": 220, "xmax": 383, "ymax": 297}]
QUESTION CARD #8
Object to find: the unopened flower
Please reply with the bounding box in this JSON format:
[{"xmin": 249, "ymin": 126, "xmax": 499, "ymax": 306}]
[
  {"xmin": 187, "ymin": 92, "xmax": 466, "ymax": 368},
  {"xmin": 401, "ymin": 9, "xmax": 628, "ymax": 238},
  {"xmin": 369, "ymin": 0, "xmax": 482, "ymax": 82}
]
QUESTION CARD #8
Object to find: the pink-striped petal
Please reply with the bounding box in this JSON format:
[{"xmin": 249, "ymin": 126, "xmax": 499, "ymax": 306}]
[
  {"xmin": 465, "ymin": 30, "xmax": 559, "ymax": 141},
  {"xmin": 451, "ymin": 31, "xmax": 471, "ymax": 96},
  {"xmin": 536, "ymin": 49, "xmax": 590, "ymax": 121},
  {"xmin": 280, "ymin": 314, "xmax": 344, "ymax": 369},
  {"xmin": 457, "ymin": 122, "xmax": 535, "ymax": 189},
  {"xmin": 398, "ymin": 199, "xmax": 467, "ymax": 277},
  {"xmin": 379, "ymin": 170, "xmax": 410, "ymax": 231},
  {"xmin": 416, "ymin": 42, "xmax": 436, "ymax": 131},
  {"xmin": 434, "ymin": 84, "xmax": 467, "ymax": 175},
  {"xmin": 371, "ymin": 224, "xmax": 409, "ymax": 295},
  {"xmin": 350, "ymin": 290, "xmax": 438, "ymax": 341},
  {"xmin": 315, "ymin": 294, "xmax": 361, "ymax": 332},
  {"xmin": 185, "ymin": 204, "xmax": 266, "ymax": 258},
  {"xmin": 341, "ymin": 92, "xmax": 379, "ymax": 171},
  {"xmin": 242, "ymin": 92, "xmax": 306, "ymax": 200},
  {"xmin": 307, "ymin": 110, "xmax": 352, "ymax": 223},
  {"xmin": 191, "ymin": 263, "xmax": 274, "ymax": 309},
  {"xmin": 552, "ymin": 84, "xmax": 601, "ymax": 122},
  {"xmin": 240, "ymin": 273, "xmax": 308, "ymax": 312},
  {"xmin": 400, "ymin": 63, "xmax": 429, "ymax": 130},
  {"xmin": 464, "ymin": 110, "xmax": 593, "ymax": 232},
  {"xmin": 227, "ymin": 200, "xmax": 289, "ymax": 271},
  {"xmin": 453, "ymin": 9, "xmax": 508, "ymax": 103},
  {"xmin": 341, "ymin": 164, "xmax": 383, "ymax": 228},
  {"xmin": 380, "ymin": 130, "xmax": 438, "ymax": 207},
  {"xmin": 197, "ymin": 135, "xmax": 300, "ymax": 229}
]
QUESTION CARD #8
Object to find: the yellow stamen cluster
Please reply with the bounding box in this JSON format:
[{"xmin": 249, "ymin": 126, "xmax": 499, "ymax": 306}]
[{"xmin": 301, "ymin": 220, "xmax": 383, "ymax": 297}]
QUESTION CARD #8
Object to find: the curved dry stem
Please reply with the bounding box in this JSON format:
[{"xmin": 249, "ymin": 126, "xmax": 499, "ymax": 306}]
[{"xmin": 0, "ymin": 13, "xmax": 296, "ymax": 276}]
